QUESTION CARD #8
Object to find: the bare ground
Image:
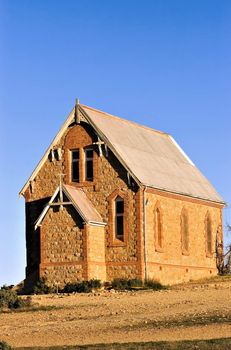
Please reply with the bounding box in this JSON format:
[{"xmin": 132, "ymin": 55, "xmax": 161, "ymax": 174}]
[{"xmin": 0, "ymin": 278, "xmax": 231, "ymax": 348}]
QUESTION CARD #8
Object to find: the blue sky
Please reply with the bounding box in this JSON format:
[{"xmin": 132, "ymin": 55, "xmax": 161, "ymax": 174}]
[{"xmin": 0, "ymin": 0, "xmax": 230, "ymax": 286}]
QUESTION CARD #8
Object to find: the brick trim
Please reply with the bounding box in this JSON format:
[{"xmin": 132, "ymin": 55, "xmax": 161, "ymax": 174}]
[
  {"xmin": 147, "ymin": 261, "xmax": 217, "ymax": 270},
  {"xmin": 39, "ymin": 261, "xmax": 138, "ymax": 267},
  {"xmin": 39, "ymin": 227, "xmax": 45, "ymax": 278},
  {"xmin": 106, "ymin": 261, "xmax": 138, "ymax": 266},
  {"xmin": 146, "ymin": 187, "xmax": 224, "ymax": 208},
  {"xmin": 136, "ymin": 188, "xmax": 144, "ymax": 279},
  {"xmin": 82, "ymin": 224, "xmax": 89, "ymax": 279},
  {"xmin": 64, "ymin": 124, "xmax": 98, "ymax": 187},
  {"xmin": 40, "ymin": 261, "xmax": 84, "ymax": 267},
  {"xmin": 107, "ymin": 189, "xmax": 129, "ymax": 247}
]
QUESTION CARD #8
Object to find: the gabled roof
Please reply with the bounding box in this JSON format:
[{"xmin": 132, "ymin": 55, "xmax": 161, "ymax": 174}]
[
  {"xmin": 63, "ymin": 184, "xmax": 105, "ymax": 225},
  {"xmin": 20, "ymin": 102, "xmax": 224, "ymax": 204},
  {"xmin": 35, "ymin": 184, "xmax": 105, "ymax": 229}
]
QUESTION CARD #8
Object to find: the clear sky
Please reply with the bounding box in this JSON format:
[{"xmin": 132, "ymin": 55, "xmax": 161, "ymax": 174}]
[{"xmin": 0, "ymin": 0, "xmax": 230, "ymax": 286}]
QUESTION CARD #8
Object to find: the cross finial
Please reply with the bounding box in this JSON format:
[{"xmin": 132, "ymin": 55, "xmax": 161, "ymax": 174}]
[{"xmin": 75, "ymin": 98, "xmax": 80, "ymax": 123}]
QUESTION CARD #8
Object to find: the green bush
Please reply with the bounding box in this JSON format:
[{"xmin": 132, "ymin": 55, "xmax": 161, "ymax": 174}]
[
  {"xmin": 13, "ymin": 296, "xmax": 32, "ymax": 309},
  {"xmin": 0, "ymin": 341, "xmax": 12, "ymax": 350},
  {"xmin": 111, "ymin": 278, "xmax": 166, "ymax": 291},
  {"xmin": 63, "ymin": 279, "xmax": 101, "ymax": 293},
  {"xmin": 111, "ymin": 278, "xmax": 143, "ymax": 290},
  {"xmin": 0, "ymin": 287, "xmax": 18, "ymax": 309},
  {"xmin": 32, "ymin": 278, "xmax": 55, "ymax": 295},
  {"xmin": 0, "ymin": 286, "xmax": 32, "ymax": 310},
  {"xmin": 144, "ymin": 278, "xmax": 166, "ymax": 290},
  {"xmin": 87, "ymin": 279, "xmax": 102, "ymax": 289}
]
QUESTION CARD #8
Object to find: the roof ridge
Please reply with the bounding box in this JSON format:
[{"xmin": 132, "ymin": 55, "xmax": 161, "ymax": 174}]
[{"xmin": 80, "ymin": 104, "xmax": 170, "ymax": 137}]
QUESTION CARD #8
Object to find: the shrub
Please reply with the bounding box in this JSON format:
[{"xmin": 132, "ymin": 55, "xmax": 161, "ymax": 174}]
[
  {"xmin": 0, "ymin": 286, "xmax": 32, "ymax": 310},
  {"xmin": 87, "ymin": 279, "xmax": 102, "ymax": 289},
  {"xmin": 111, "ymin": 278, "xmax": 143, "ymax": 290},
  {"xmin": 144, "ymin": 279, "xmax": 166, "ymax": 290},
  {"xmin": 111, "ymin": 278, "xmax": 166, "ymax": 291},
  {"xmin": 0, "ymin": 341, "xmax": 12, "ymax": 350},
  {"xmin": 32, "ymin": 278, "xmax": 55, "ymax": 295},
  {"xmin": 13, "ymin": 296, "xmax": 32, "ymax": 309},
  {"xmin": 0, "ymin": 287, "xmax": 18, "ymax": 309},
  {"xmin": 63, "ymin": 279, "xmax": 101, "ymax": 293}
]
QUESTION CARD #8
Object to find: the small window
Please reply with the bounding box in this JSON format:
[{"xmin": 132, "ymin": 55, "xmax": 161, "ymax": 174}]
[
  {"xmin": 85, "ymin": 148, "xmax": 93, "ymax": 181},
  {"xmin": 205, "ymin": 213, "xmax": 212, "ymax": 255},
  {"xmin": 71, "ymin": 150, "xmax": 80, "ymax": 182},
  {"xmin": 181, "ymin": 209, "xmax": 189, "ymax": 254},
  {"xmin": 115, "ymin": 196, "xmax": 124, "ymax": 240}
]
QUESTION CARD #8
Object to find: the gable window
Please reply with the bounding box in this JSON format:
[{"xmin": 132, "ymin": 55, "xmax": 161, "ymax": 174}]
[
  {"xmin": 154, "ymin": 205, "xmax": 163, "ymax": 251},
  {"xmin": 205, "ymin": 212, "xmax": 212, "ymax": 256},
  {"xmin": 85, "ymin": 148, "xmax": 93, "ymax": 181},
  {"xmin": 71, "ymin": 150, "xmax": 80, "ymax": 182},
  {"xmin": 115, "ymin": 196, "xmax": 124, "ymax": 241},
  {"xmin": 181, "ymin": 208, "xmax": 189, "ymax": 255}
]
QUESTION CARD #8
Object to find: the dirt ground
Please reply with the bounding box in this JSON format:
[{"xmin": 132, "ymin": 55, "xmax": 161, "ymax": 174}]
[{"xmin": 0, "ymin": 278, "xmax": 231, "ymax": 348}]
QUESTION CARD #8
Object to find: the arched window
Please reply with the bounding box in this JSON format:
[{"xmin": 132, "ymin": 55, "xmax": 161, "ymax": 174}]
[
  {"xmin": 154, "ymin": 205, "xmax": 163, "ymax": 250},
  {"xmin": 181, "ymin": 208, "xmax": 189, "ymax": 254},
  {"xmin": 205, "ymin": 212, "xmax": 212, "ymax": 255},
  {"xmin": 115, "ymin": 196, "xmax": 124, "ymax": 241}
]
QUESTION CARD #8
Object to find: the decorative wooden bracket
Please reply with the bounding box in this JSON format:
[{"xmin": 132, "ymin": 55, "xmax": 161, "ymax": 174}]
[
  {"xmin": 29, "ymin": 180, "xmax": 35, "ymax": 194},
  {"xmin": 104, "ymin": 144, "xmax": 108, "ymax": 157},
  {"xmin": 127, "ymin": 172, "xmax": 131, "ymax": 186},
  {"xmin": 50, "ymin": 148, "xmax": 55, "ymax": 162}
]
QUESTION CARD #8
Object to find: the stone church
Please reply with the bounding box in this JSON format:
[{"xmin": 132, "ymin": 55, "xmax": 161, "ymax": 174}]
[{"xmin": 20, "ymin": 101, "xmax": 225, "ymax": 289}]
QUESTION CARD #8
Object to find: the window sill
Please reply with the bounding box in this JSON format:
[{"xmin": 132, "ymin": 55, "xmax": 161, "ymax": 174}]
[
  {"xmin": 206, "ymin": 252, "xmax": 213, "ymax": 258},
  {"xmin": 69, "ymin": 181, "xmax": 95, "ymax": 188},
  {"xmin": 155, "ymin": 246, "xmax": 164, "ymax": 253},
  {"xmin": 109, "ymin": 238, "xmax": 127, "ymax": 247},
  {"xmin": 182, "ymin": 250, "xmax": 190, "ymax": 256}
]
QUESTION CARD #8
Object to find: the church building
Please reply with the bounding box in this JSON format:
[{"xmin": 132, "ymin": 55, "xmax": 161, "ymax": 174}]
[{"xmin": 20, "ymin": 101, "xmax": 225, "ymax": 289}]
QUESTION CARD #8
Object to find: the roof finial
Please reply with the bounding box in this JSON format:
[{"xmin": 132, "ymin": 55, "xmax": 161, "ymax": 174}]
[{"xmin": 75, "ymin": 98, "xmax": 80, "ymax": 124}]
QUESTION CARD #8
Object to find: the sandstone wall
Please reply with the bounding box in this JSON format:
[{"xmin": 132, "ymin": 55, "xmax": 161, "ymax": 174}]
[
  {"xmin": 40, "ymin": 206, "xmax": 85, "ymax": 287},
  {"xmin": 87, "ymin": 225, "xmax": 106, "ymax": 281},
  {"xmin": 25, "ymin": 121, "xmax": 140, "ymax": 284},
  {"xmin": 24, "ymin": 119, "xmax": 223, "ymax": 287},
  {"xmin": 63, "ymin": 123, "xmax": 140, "ymax": 280},
  {"xmin": 145, "ymin": 189, "xmax": 223, "ymax": 285}
]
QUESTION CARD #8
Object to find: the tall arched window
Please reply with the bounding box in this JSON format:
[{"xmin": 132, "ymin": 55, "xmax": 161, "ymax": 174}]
[
  {"xmin": 115, "ymin": 196, "xmax": 124, "ymax": 241},
  {"xmin": 154, "ymin": 205, "xmax": 163, "ymax": 250},
  {"xmin": 205, "ymin": 212, "xmax": 212, "ymax": 255},
  {"xmin": 181, "ymin": 208, "xmax": 189, "ymax": 254}
]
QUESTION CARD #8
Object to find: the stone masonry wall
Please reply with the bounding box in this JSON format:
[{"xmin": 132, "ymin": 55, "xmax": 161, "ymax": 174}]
[
  {"xmin": 40, "ymin": 206, "xmax": 85, "ymax": 287},
  {"xmin": 24, "ymin": 118, "xmax": 223, "ymax": 286},
  {"xmin": 25, "ymin": 121, "xmax": 140, "ymax": 284},
  {"xmin": 145, "ymin": 189, "xmax": 223, "ymax": 285},
  {"xmin": 63, "ymin": 123, "xmax": 140, "ymax": 281}
]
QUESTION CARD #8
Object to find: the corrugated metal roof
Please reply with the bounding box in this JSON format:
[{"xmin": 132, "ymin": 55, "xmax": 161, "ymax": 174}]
[
  {"xmin": 63, "ymin": 184, "xmax": 105, "ymax": 225},
  {"xmin": 80, "ymin": 104, "xmax": 224, "ymax": 204}
]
